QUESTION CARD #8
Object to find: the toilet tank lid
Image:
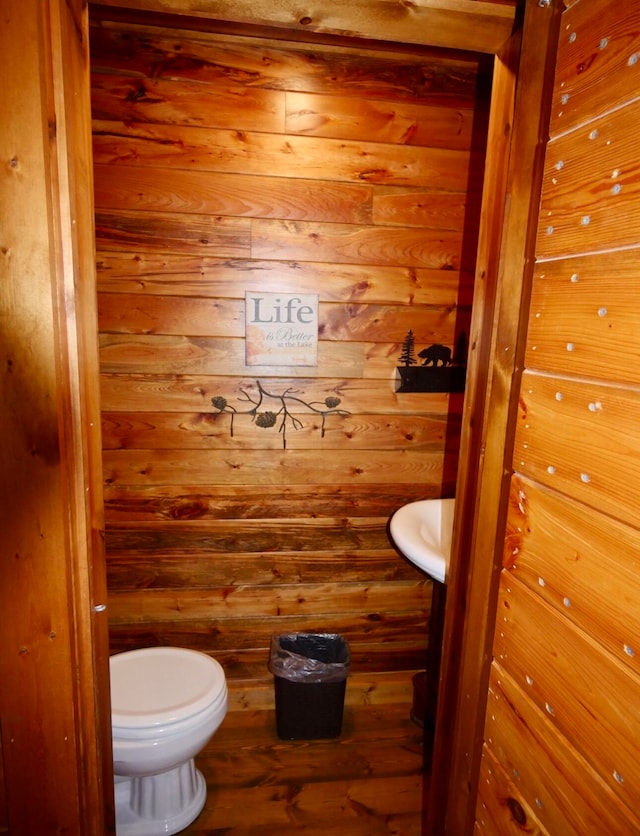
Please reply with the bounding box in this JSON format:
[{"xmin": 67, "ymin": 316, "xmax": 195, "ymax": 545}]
[{"xmin": 110, "ymin": 647, "xmax": 226, "ymax": 729}]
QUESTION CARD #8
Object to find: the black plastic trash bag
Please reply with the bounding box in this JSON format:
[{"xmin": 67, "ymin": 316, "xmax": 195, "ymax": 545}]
[{"xmin": 268, "ymin": 632, "xmax": 350, "ymax": 683}]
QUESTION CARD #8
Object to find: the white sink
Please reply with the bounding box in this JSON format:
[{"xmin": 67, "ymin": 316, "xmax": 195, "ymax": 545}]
[{"xmin": 389, "ymin": 498, "xmax": 455, "ymax": 584}]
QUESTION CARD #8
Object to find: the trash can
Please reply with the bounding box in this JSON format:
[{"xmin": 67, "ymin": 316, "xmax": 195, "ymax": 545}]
[{"xmin": 268, "ymin": 632, "xmax": 351, "ymax": 740}]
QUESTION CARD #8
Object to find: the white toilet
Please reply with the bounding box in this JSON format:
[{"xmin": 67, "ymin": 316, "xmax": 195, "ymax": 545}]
[{"xmin": 110, "ymin": 646, "xmax": 228, "ymax": 836}]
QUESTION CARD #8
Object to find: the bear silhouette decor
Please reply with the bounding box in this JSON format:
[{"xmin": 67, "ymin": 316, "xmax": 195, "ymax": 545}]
[{"xmin": 396, "ymin": 330, "xmax": 467, "ymax": 393}]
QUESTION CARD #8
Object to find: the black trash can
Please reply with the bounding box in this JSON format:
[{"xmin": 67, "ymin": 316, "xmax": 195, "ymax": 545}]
[{"xmin": 268, "ymin": 632, "xmax": 351, "ymax": 740}]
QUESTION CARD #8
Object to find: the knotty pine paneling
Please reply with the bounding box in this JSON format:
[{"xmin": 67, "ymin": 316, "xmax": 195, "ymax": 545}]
[
  {"xmin": 549, "ymin": 0, "xmax": 640, "ymax": 139},
  {"xmin": 101, "ymin": 483, "xmax": 440, "ymax": 521},
  {"xmin": 372, "ymin": 188, "xmax": 470, "ymax": 230},
  {"xmin": 479, "ymin": 0, "xmax": 640, "ymax": 832},
  {"xmin": 505, "ymin": 475, "xmax": 640, "ymax": 679},
  {"xmin": 284, "ymin": 91, "xmax": 481, "ymax": 151},
  {"xmin": 95, "ymin": 253, "xmax": 474, "ymax": 305},
  {"xmin": 514, "ymin": 370, "xmax": 640, "ymax": 525},
  {"xmin": 537, "ymin": 99, "xmax": 640, "ymax": 259},
  {"xmin": 98, "ymin": 294, "xmax": 461, "ymax": 342},
  {"xmin": 92, "ymin": 122, "xmax": 480, "ymax": 191},
  {"xmin": 91, "ymin": 74, "xmax": 285, "ymax": 132},
  {"xmin": 95, "ymin": 209, "xmax": 250, "ymax": 257},
  {"xmin": 105, "ymin": 548, "xmax": 419, "ymax": 586},
  {"xmin": 476, "ymin": 745, "xmax": 544, "ymax": 835},
  {"xmin": 220, "ymin": 669, "xmax": 417, "ymax": 713},
  {"xmin": 249, "ymin": 219, "xmax": 470, "ymax": 270},
  {"xmin": 98, "ymin": 336, "xmax": 370, "ymax": 378},
  {"xmin": 494, "ymin": 576, "xmax": 640, "ymax": 813},
  {"xmin": 101, "ymin": 410, "xmax": 448, "ymax": 450},
  {"xmin": 484, "ymin": 665, "xmax": 638, "ymax": 834},
  {"xmin": 93, "ymin": 164, "xmax": 374, "ymax": 224},
  {"xmin": 108, "ymin": 614, "xmax": 430, "ymax": 678},
  {"xmin": 88, "ymin": 21, "xmax": 489, "ymax": 108},
  {"xmin": 525, "ymin": 250, "xmax": 640, "ymax": 386},
  {"xmin": 102, "ymin": 449, "xmax": 446, "ymax": 486},
  {"xmin": 91, "ymin": 15, "xmax": 487, "ymax": 708},
  {"xmin": 107, "ymin": 580, "xmax": 429, "ymax": 623},
  {"xmin": 104, "ymin": 518, "xmax": 399, "ymax": 554},
  {"xmin": 99, "ymin": 377, "xmax": 451, "ymax": 424},
  {"xmin": 89, "ymin": 0, "xmax": 517, "ymax": 55}
]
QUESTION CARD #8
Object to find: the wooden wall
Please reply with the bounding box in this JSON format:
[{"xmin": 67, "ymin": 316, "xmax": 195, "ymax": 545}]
[
  {"xmin": 476, "ymin": 0, "xmax": 640, "ymax": 831},
  {"xmin": 89, "ymin": 12, "xmax": 489, "ymax": 708}
]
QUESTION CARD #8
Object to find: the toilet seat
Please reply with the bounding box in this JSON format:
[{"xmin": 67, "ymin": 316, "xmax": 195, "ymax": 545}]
[{"xmin": 110, "ymin": 647, "xmax": 226, "ymax": 735}]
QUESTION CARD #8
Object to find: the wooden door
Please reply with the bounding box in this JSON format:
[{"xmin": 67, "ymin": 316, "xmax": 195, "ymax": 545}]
[
  {"xmin": 474, "ymin": 0, "xmax": 640, "ymax": 831},
  {"xmin": 476, "ymin": 0, "xmax": 640, "ymax": 834},
  {"xmin": 0, "ymin": 0, "xmax": 113, "ymax": 832}
]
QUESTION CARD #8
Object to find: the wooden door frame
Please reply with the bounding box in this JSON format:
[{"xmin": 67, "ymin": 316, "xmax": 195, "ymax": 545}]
[
  {"xmin": 49, "ymin": 0, "xmax": 115, "ymax": 827},
  {"xmin": 427, "ymin": 0, "xmax": 565, "ymax": 832},
  {"xmin": 0, "ymin": 0, "xmax": 113, "ymax": 832}
]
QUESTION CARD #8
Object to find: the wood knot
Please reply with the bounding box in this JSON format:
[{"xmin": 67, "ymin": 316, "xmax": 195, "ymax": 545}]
[
  {"xmin": 506, "ymin": 797, "xmax": 527, "ymax": 825},
  {"xmin": 170, "ymin": 500, "xmax": 207, "ymax": 520}
]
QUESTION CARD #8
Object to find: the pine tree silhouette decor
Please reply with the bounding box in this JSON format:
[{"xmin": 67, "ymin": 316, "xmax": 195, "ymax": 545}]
[{"xmin": 399, "ymin": 329, "xmax": 417, "ymax": 366}]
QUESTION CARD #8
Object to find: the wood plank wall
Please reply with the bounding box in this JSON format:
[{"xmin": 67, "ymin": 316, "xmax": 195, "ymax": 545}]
[
  {"xmin": 89, "ymin": 13, "xmax": 490, "ymax": 709},
  {"xmin": 476, "ymin": 0, "xmax": 640, "ymax": 831}
]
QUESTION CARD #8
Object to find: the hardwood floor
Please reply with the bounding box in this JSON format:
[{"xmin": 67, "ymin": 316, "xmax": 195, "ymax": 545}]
[{"xmin": 183, "ymin": 679, "xmax": 428, "ymax": 835}]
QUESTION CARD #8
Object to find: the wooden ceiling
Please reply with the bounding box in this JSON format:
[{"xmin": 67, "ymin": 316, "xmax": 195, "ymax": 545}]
[{"xmin": 90, "ymin": 0, "xmax": 521, "ymax": 54}]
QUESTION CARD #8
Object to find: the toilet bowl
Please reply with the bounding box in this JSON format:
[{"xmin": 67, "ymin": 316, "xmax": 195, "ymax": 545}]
[{"xmin": 110, "ymin": 646, "xmax": 228, "ymax": 836}]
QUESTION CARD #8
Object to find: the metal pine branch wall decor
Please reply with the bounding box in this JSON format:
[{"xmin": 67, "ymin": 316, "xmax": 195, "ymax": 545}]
[{"xmin": 212, "ymin": 381, "xmax": 350, "ymax": 449}]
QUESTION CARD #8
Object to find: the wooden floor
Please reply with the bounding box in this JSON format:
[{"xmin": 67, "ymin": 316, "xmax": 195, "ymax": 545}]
[{"xmin": 182, "ymin": 682, "xmax": 429, "ymax": 835}]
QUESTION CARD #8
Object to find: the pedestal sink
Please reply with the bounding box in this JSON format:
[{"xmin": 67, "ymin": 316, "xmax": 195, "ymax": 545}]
[
  {"xmin": 389, "ymin": 498, "xmax": 455, "ymax": 583},
  {"xmin": 389, "ymin": 497, "xmax": 455, "ymax": 736}
]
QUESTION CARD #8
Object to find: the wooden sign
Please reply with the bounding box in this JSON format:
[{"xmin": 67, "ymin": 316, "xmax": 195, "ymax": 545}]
[{"xmin": 245, "ymin": 291, "xmax": 318, "ymax": 366}]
